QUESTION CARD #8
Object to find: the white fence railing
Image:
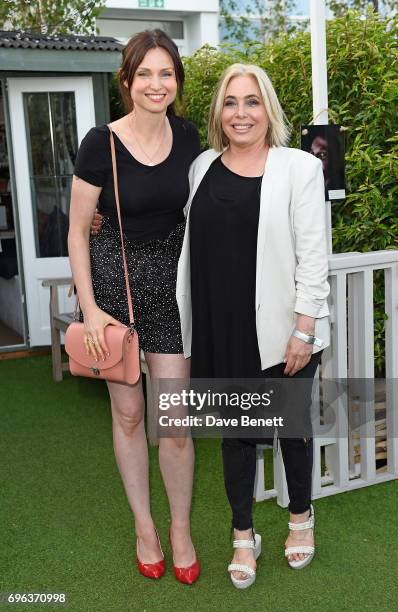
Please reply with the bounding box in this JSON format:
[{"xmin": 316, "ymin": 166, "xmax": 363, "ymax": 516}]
[{"xmin": 255, "ymin": 250, "xmax": 398, "ymax": 506}]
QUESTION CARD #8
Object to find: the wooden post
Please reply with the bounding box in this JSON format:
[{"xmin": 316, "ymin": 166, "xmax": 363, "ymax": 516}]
[{"xmin": 49, "ymin": 285, "xmax": 63, "ymax": 382}]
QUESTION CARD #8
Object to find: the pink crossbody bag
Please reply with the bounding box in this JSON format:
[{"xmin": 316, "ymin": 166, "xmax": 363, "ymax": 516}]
[{"xmin": 65, "ymin": 126, "xmax": 140, "ymax": 385}]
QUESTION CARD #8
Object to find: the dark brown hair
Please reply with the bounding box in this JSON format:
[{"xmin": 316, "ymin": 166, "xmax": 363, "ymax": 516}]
[{"xmin": 118, "ymin": 29, "xmax": 184, "ymax": 116}]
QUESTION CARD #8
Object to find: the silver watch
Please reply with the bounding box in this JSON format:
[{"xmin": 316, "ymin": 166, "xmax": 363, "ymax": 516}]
[{"xmin": 292, "ymin": 329, "xmax": 323, "ymax": 348}]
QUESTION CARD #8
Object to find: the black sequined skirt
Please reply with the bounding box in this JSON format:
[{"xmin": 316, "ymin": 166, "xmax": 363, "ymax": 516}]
[{"xmin": 81, "ymin": 216, "xmax": 185, "ymax": 354}]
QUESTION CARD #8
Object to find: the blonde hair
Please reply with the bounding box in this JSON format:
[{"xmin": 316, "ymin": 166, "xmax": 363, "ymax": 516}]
[{"xmin": 208, "ymin": 63, "xmax": 291, "ymax": 151}]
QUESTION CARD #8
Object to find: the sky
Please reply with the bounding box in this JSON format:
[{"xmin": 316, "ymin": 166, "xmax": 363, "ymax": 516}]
[{"xmin": 230, "ymin": 0, "xmax": 310, "ymax": 16}]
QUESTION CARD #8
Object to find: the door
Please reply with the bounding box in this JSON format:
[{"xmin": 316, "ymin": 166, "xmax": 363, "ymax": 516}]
[{"xmin": 7, "ymin": 77, "xmax": 95, "ymax": 346}]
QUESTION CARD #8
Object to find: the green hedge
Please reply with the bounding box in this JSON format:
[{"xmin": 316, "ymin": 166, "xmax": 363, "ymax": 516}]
[{"xmin": 181, "ymin": 11, "xmax": 397, "ymax": 253}]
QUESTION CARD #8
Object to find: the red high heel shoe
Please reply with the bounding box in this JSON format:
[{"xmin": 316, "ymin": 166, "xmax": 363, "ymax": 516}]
[
  {"xmin": 169, "ymin": 530, "xmax": 200, "ymax": 585},
  {"xmin": 136, "ymin": 529, "xmax": 165, "ymax": 579}
]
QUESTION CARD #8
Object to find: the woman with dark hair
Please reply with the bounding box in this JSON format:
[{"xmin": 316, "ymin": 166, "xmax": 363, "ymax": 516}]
[{"xmin": 68, "ymin": 29, "xmax": 201, "ymax": 584}]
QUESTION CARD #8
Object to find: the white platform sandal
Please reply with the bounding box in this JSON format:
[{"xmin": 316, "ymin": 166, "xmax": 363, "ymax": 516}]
[
  {"xmin": 284, "ymin": 503, "xmax": 315, "ymax": 569},
  {"xmin": 228, "ymin": 532, "xmax": 261, "ymax": 589}
]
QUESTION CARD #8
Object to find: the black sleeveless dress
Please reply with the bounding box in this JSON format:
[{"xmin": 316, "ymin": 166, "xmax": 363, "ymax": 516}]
[{"xmin": 189, "ymin": 157, "xmax": 263, "ymax": 378}]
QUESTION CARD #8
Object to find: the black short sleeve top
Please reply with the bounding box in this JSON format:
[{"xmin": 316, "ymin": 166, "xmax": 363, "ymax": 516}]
[{"xmin": 73, "ymin": 115, "xmax": 201, "ymax": 243}]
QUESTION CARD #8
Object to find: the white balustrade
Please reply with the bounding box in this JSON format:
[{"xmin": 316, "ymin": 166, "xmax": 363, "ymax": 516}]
[{"xmin": 255, "ymin": 250, "xmax": 398, "ymax": 505}]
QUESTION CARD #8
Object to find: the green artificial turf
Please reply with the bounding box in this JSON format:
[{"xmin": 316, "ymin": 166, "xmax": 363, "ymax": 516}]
[{"xmin": 1, "ymin": 355, "xmax": 397, "ymax": 612}]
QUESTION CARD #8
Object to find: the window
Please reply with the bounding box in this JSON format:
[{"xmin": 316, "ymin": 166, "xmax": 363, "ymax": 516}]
[
  {"xmin": 24, "ymin": 92, "xmax": 78, "ymax": 258},
  {"xmin": 97, "ymin": 19, "xmax": 184, "ymax": 40}
]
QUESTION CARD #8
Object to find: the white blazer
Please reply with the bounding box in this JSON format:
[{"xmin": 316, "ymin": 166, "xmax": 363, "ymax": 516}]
[{"xmin": 176, "ymin": 146, "xmax": 331, "ymax": 371}]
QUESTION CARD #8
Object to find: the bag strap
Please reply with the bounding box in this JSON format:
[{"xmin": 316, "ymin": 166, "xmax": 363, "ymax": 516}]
[
  {"xmin": 108, "ymin": 125, "xmax": 134, "ymax": 327},
  {"xmin": 72, "ymin": 126, "xmax": 135, "ymax": 328}
]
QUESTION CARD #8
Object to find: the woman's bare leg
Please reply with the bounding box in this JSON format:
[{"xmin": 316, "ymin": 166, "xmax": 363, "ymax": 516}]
[
  {"xmin": 145, "ymin": 352, "xmax": 196, "ymax": 567},
  {"xmin": 107, "ymin": 377, "xmax": 162, "ymax": 563}
]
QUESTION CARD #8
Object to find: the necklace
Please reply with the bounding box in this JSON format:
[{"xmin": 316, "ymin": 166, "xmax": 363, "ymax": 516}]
[{"xmin": 128, "ymin": 112, "xmax": 167, "ymax": 166}]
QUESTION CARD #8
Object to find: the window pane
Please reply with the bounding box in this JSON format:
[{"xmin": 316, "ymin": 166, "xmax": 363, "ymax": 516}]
[
  {"xmin": 98, "ymin": 18, "xmax": 184, "ymax": 40},
  {"xmin": 50, "ymin": 92, "xmax": 78, "ymax": 175},
  {"xmin": 24, "ymin": 93, "xmax": 54, "ymax": 177},
  {"xmin": 24, "ymin": 92, "xmax": 78, "ymax": 258}
]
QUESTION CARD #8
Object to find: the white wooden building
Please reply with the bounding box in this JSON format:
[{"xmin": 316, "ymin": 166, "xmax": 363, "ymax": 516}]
[{"xmin": 0, "ymin": 32, "xmax": 122, "ymax": 351}]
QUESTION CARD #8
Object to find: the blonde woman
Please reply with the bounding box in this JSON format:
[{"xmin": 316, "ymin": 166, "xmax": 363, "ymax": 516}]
[{"xmin": 176, "ymin": 64, "xmax": 330, "ymax": 588}]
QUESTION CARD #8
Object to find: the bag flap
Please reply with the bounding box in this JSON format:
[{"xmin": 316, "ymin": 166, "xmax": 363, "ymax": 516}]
[{"xmin": 65, "ymin": 322, "xmax": 129, "ymax": 370}]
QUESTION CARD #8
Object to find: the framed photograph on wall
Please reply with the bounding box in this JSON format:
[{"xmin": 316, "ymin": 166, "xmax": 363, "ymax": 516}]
[{"xmin": 301, "ymin": 124, "xmax": 346, "ymax": 201}]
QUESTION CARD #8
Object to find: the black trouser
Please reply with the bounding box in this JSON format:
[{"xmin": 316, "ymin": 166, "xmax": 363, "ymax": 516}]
[{"xmin": 221, "ymin": 352, "xmax": 321, "ymax": 530}]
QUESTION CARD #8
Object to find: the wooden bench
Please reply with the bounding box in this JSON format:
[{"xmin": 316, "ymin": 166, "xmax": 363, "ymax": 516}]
[{"xmin": 42, "ymin": 278, "xmax": 157, "ymax": 445}]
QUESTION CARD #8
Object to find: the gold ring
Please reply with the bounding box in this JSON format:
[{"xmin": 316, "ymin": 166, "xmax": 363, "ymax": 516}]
[{"xmin": 87, "ymin": 338, "xmax": 95, "ymax": 344}]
